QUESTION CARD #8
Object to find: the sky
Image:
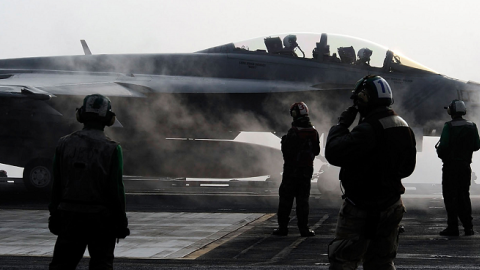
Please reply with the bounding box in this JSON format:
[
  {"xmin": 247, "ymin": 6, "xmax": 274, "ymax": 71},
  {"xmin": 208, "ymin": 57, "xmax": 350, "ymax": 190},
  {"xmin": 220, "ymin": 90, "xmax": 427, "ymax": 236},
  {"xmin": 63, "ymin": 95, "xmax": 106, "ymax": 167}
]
[
  {"xmin": 0, "ymin": 0, "xmax": 479, "ymax": 82},
  {"xmin": 0, "ymin": 0, "xmax": 479, "ymax": 181}
]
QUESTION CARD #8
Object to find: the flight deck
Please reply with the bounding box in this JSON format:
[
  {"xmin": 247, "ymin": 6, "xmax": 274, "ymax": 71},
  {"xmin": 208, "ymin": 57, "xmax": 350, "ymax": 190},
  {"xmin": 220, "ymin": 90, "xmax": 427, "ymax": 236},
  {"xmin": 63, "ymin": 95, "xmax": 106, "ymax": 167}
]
[{"xmin": 2, "ymin": 179, "xmax": 480, "ymax": 269}]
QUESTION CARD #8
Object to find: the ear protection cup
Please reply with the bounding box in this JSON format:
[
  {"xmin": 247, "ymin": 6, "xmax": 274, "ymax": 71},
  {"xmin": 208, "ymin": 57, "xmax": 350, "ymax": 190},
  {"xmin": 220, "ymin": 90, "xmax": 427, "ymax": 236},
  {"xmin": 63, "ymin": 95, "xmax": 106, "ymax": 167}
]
[
  {"xmin": 446, "ymin": 100, "xmax": 466, "ymax": 116},
  {"xmin": 76, "ymin": 106, "xmax": 85, "ymax": 123},
  {"xmin": 449, "ymin": 101, "xmax": 456, "ymax": 115},
  {"xmin": 289, "ymin": 102, "xmax": 308, "ymax": 119},
  {"xmin": 351, "ymin": 75, "xmax": 369, "ymax": 105},
  {"xmin": 77, "ymin": 94, "xmax": 116, "ymax": 126},
  {"xmin": 290, "ymin": 110, "xmax": 297, "ymax": 118},
  {"xmin": 351, "ymin": 75, "xmax": 392, "ymax": 106},
  {"xmin": 76, "ymin": 105, "xmax": 116, "ymax": 126},
  {"xmin": 357, "ymin": 90, "xmax": 369, "ymax": 105},
  {"xmin": 106, "ymin": 111, "xmax": 116, "ymax": 126}
]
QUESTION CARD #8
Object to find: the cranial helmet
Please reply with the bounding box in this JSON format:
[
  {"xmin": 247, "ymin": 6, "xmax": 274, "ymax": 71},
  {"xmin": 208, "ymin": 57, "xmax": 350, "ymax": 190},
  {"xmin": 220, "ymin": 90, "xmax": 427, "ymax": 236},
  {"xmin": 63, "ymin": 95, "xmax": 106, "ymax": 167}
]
[
  {"xmin": 76, "ymin": 94, "xmax": 116, "ymax": 126},
  {"xmin": 290, "ymin": 102, "xmax": 309, "ymax": 119},
  {"xmin": 351, "ymin": 75, "xmax": 393, "ymax": 107},
  {"xmin": 445, "ymin": 99, "xmax": 467, "ymax": 116}
]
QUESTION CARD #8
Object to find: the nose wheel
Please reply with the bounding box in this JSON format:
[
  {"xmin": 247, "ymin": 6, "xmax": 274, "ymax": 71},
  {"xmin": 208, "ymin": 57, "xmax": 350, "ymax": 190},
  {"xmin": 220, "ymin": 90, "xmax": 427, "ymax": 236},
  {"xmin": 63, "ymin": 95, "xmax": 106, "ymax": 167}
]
[{"xmin": 23, "ymin": 158, "xmax": 53, "ymax": 192}]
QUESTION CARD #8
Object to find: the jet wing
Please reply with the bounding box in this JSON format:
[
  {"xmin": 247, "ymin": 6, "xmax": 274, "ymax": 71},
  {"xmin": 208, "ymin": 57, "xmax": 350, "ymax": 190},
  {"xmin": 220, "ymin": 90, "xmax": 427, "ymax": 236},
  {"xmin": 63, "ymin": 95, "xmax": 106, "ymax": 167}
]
[
  {"xmin": 0, "ymin": 69, "xmax": 148, "ymax": 98},
  {"xmin": 116, "ymin": 75, "xmax": 350, "ymax": 94},
  {"xmin": 0, "ymin": 85, "xmax": 53, "ymax": 100},
  {"xmin": 0, "ymin": 69, "xmax": 350, "ymax": 98}
]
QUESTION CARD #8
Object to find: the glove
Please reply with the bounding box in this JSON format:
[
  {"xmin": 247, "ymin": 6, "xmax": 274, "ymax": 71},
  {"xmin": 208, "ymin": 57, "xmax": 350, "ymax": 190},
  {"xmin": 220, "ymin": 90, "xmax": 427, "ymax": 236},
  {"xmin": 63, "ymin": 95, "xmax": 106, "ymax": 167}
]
[
  {"xmin": 337, "ymin": 106, "xmax": 358, "ymax": 128},
  {"xmin": 115, "ymin": 227, "xmax": 130, "ymax": 239},
  {"xmin": 48, "ymin": 212, "xmax": 61, "ymax": 235},
  {"xmin": 114, "ymin": 213, "xmax": 130, "ymax": 239}
]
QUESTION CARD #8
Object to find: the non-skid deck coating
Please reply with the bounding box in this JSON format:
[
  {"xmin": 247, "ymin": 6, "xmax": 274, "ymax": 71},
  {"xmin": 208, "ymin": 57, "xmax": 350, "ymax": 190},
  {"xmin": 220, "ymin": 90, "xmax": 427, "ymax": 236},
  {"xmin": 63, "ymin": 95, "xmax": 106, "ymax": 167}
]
[
  {"xmin": 0, "ymin": 210, "xmax": 265, "ymax": 259},
  {"xmin": 5, "ymin": 182, "xmax": 480, "ymax": 269}
]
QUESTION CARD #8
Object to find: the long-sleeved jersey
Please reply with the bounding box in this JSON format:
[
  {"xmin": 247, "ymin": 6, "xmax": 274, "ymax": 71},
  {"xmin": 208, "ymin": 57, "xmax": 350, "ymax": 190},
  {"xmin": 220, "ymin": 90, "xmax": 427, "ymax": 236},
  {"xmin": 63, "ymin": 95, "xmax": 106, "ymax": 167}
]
[
  {"xmin": 436, "ymin": 117, "xmax": 480, "ymax": 164},
  {"xmin": 49, "ymin": 128, "xmax": 126, "ymax": 224},
  {"xmin": 281, "ymin": 117, "xmax": 320, "ymax": 169},
  {"xmin": 325, "ymin": 107, "xmax": 416, "ymax": 209}
]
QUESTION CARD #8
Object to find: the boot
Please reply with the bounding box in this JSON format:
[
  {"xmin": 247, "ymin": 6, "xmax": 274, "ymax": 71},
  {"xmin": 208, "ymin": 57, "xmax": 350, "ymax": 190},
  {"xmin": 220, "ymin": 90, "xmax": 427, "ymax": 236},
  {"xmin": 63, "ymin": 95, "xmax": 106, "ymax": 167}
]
[
  {"xmin": 439, "ymin": 227, "xmax": 459, "ymax": 236},
  {"xmin": 272, "ymin": 227, "xmax": 288, "ymax": 236},
  {"xmin": 299, "ymin": 228, "xmax": 315, "ymax": 237}
]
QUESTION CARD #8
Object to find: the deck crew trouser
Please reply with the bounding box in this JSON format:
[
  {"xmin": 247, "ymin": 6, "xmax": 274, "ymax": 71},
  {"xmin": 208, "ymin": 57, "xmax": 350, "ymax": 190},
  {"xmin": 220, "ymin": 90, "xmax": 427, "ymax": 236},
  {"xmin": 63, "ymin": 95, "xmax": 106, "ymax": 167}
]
[{"xmin": 328, "ymin": 199, "xmax": 405, "ymax": 270}]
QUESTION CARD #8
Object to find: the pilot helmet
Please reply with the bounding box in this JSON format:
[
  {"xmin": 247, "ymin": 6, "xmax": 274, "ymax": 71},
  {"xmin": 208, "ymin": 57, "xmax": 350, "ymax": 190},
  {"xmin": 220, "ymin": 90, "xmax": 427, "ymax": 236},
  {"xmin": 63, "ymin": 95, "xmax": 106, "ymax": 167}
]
[
  {"xmin": 283, "ymin": 35, "xmax": 298, "ymax": 49},
  {"xmin": 76, "ymin": 94, "xmax": 116, "ymax": 126},
  {"xmin": 445, "ymin": 99, "xmax": 466, "ymax": 116},
  {"xmin": 290, "ymin": 102, "xmax": 309, "ymax": 119},
  {"xmin": 351, "ymin": 75, "xmax": 393, "ymax": 107},
  {"xmin": 357, "ymin": 48, "xmax": 372, "ymax": 60}
]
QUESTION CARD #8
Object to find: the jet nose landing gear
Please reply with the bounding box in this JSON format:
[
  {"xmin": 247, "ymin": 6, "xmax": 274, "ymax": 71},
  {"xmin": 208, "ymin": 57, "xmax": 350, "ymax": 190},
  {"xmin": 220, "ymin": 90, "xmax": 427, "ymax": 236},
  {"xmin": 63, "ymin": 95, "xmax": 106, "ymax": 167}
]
[{"xmin": 23, "ymin": 158, "xmax": 53, "ymax": 192}]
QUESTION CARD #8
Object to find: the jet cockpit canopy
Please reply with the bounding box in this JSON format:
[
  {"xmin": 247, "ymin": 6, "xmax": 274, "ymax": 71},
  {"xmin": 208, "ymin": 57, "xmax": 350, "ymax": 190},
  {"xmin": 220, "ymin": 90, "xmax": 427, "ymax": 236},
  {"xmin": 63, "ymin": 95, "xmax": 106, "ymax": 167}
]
[{"xmin": 199, "ymin": 33, "xmax": 436, "ymax": 74}]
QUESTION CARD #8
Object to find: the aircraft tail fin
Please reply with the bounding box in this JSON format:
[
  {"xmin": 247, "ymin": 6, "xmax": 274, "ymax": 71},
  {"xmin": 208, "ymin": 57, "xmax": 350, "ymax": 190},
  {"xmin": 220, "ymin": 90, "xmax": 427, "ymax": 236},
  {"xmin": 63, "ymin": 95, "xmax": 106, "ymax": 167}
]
[{"xmin": 80, "ymin": 40, "xmax": 92, "ymax": 55}]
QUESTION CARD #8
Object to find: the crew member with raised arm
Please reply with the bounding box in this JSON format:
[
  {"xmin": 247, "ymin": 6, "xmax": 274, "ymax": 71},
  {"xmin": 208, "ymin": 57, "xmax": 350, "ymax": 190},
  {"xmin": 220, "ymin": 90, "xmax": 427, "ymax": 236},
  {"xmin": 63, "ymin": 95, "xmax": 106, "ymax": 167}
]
[{"xmin": 325, "ymin": 75, "xmax": 416, "ymax": 270}]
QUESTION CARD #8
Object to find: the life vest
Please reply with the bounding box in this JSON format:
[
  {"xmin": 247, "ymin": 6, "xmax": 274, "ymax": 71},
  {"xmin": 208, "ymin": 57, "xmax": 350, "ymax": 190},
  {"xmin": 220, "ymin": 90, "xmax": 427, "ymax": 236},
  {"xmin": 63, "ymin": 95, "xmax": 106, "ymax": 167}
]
[{"xmin": 56, "ymin": 129, "xmax": 118, "ymax": 213}]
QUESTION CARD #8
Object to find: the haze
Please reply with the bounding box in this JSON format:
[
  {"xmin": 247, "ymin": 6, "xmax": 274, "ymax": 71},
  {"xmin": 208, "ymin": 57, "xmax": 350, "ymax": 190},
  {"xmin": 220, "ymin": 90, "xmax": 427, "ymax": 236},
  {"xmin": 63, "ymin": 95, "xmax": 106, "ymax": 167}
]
[{"xmin": 0, "ymin": 0, "xmax": 479, "ymax": 184}]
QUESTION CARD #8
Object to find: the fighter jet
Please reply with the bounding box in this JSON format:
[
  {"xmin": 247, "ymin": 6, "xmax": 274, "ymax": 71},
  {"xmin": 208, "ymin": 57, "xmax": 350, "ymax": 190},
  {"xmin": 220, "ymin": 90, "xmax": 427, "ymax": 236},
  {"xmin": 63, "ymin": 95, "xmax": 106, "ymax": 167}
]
[{"xmin": 0, "ymin": 32, "xmax": 479, "ymax": 192}]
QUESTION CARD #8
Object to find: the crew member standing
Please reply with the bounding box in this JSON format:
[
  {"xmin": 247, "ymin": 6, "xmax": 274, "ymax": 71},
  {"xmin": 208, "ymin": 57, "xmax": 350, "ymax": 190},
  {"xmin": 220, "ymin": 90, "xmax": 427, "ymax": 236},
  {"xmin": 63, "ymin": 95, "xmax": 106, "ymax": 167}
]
[
  {"xmin": 325, "ymin": 75, "xmax": 416, "ymax": 269},
  {"xmin": 436, "ymin": 99, "xmax": 480, "ymax": 236},
  {"xmin": 272, "ymin": 102, "xmax": 320, "ymax": 237},
  {"xmin": 49, "ymin": 94, "xmax": 130, "ymax": 270}
]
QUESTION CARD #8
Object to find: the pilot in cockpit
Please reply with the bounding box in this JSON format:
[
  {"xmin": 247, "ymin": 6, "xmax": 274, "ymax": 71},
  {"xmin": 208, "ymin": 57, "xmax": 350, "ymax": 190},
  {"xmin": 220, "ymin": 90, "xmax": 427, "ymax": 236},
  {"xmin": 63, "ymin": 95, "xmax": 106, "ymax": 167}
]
[
  {"xmin": 281, "ymin": 35, "xmax": 299, "ymax": 57},
  {"xmin": 355, "ymin": 48, "xmax": 373, "ymax": 66}
]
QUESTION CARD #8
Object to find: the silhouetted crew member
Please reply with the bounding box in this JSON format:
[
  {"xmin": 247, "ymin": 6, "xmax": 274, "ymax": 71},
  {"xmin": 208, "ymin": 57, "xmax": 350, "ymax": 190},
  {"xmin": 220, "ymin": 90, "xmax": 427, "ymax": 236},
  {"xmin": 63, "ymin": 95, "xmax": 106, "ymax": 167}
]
[
  {"xmin": 48, "ymin": 94, "xmax": 129, "ymax": 270},
  {"xmin": 273, "ymin": 102, "xmax": 320, "ymax": 237},
  {"xmin": 325, "ymin": 75, "xmax": 416, "ymax": 270},
  {"xmin": 436, "ymin": 99, "xmax": 480, "ymax": 236}
]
